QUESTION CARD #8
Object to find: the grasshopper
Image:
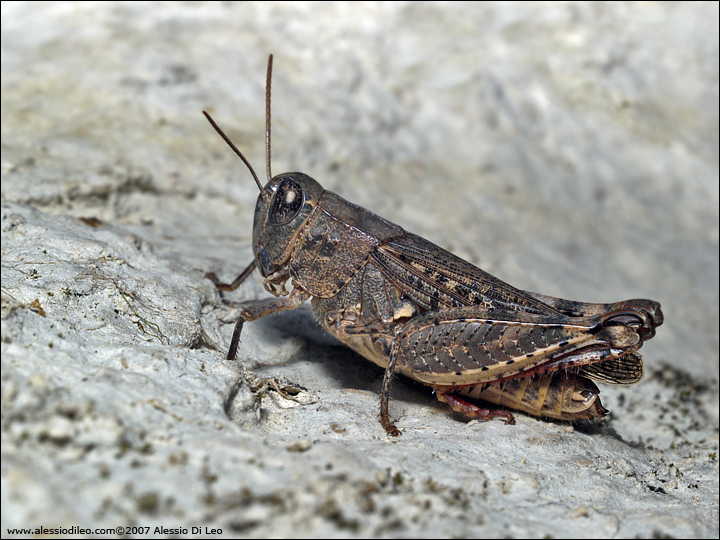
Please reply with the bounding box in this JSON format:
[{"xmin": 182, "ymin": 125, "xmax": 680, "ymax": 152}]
[{"xmin": 204, "ymin": 55, "xmax": 663, "ymax": 436}]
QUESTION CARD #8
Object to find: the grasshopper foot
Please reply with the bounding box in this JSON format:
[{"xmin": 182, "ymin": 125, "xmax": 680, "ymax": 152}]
[{"xmin": 381, "ymin": 413, "xmax": 402, "ymax": 437}]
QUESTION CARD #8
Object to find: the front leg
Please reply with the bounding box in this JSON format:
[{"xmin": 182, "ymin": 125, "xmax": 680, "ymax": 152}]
[
  {"xmin": 207, "ymin": 262, "xmax": 311, "ymax": 360},
  {"xmin": 206, "ymin": 260, "xmax": 257, "ymax": 291},
  {"xmin": 224, "ymin": 287, "xmax": 310, "ymax": 361}
]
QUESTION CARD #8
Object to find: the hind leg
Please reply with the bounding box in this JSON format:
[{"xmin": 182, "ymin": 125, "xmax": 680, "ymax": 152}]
[{"xmin": 435, "ymin": 389, "xmax": 516, "ymax": 425}]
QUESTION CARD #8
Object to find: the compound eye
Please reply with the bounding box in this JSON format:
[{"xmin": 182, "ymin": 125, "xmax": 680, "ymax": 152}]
[{"xmin": 268, "ymin": 179, "xmax": 303, "ymax": 225}]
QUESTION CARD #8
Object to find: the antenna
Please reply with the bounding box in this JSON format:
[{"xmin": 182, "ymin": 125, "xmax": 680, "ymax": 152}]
[
  {"xmin": 265, "ymin": 54, "xmax": 273, "ymax": 185},
  {"xmin": 202, "ymin": 54, "xmax": 276, "ymax": 200}
]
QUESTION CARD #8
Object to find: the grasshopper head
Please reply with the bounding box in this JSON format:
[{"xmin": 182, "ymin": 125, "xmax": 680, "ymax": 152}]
[
  {"xmin": 252, "ymin": 172, "xmax": 324, "ymax": 277},
  {"xmin": 203, "ymin": 57, "xmax": 326, "ymax": 280}
]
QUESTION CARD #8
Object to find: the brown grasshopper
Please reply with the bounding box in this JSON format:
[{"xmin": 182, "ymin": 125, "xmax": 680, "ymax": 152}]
[{"xmin": 204, "ymin": 55, "xmax": 663, "ymax": 436}]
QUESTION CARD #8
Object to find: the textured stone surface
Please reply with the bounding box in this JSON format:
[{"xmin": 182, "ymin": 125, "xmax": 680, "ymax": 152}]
[{"xmin": 2, "ymin": 2, "xmax": 718, "ymax": 538}]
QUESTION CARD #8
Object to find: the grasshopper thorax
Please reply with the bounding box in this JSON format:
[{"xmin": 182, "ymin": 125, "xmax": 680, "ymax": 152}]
[{"xmin": 252, "ymin": 172, "xmax": 324, "ymax": 277}]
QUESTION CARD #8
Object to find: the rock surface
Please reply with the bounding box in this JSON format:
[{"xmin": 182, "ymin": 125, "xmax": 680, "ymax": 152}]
[{"xmin": 2, "ymin": 2, "xmax": 718, "ymax": 538}]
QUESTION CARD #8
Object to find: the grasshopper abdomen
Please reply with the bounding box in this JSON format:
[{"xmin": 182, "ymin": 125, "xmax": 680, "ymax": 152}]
[{"xmin": 452, "ymin": 372, "xmax": 609, "ymax": 422}]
